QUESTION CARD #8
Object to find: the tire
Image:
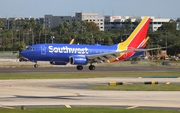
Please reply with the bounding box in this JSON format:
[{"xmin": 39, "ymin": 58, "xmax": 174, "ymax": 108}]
[
  {"xmin": 77, "ymin": 65, "xmax": 83, "ymax": 70},
  {"xmin": 34, "ymin": 64, "xmax": 38, "ymax": 68},
  {"xmin": 89, "ymin": 65, "xmax": 95, "ymax": 70}
]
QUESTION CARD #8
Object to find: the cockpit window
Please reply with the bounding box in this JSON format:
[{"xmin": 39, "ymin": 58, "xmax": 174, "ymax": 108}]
[{"xmin": 26, "ymin": 47, "xmax": 35, "ymax": 51}]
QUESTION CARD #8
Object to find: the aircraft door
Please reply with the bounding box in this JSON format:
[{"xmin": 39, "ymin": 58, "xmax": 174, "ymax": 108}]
[{"xmin": 41, "ymin": 45, "xmax": 46, "ymax": 55}]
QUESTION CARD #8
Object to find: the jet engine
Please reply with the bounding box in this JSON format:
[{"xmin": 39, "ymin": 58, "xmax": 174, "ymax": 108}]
[{"xmin": 70, "ymin": 55, "xmax": 88, "ymax": 65}]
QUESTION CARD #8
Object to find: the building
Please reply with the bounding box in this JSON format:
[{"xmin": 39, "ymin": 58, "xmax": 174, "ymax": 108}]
[
  {"xmin": 0, "ymin": 12, "xmax": 173, "ymax": 32},
  {"xmin": 149, "ymin": 17, "xmax": 170, "ymax": 31},
  {"xmin": 0, "ymin": 17, "xmax": 44, "ymax": 30},
  {"xmin": 176, "ymin": 18, "xmax": 180, "ymax": 30},
  {"xmin": 104, "ymin": 16, "xmax": 170, "ymax": 31},
  {"xmin": 45, "ymin": 12, "xmax": 104, "ymax": 31}
]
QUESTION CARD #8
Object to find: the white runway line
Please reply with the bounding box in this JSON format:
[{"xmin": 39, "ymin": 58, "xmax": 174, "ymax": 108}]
[{"xmin": 126, "ymin": 105, "xmax": 138, "ymax": 109}]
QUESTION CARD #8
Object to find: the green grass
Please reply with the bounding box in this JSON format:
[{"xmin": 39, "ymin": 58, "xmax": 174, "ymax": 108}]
[
  {"xmin": 0, "ymin": 108, "xmax": 179, "ymax": 113},
  {"xmin": 0, "ymin": 72, "xmax": 180, "ymax": 79},
  {"xmin": 88, "ymin": 84, "xmax": 180, "ymax": 91}
]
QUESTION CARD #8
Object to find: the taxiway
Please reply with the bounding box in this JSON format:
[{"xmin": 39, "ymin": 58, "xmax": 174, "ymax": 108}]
[{"xmin": 0, "ymin": 66, "xmax": 180, "ymax": 110}]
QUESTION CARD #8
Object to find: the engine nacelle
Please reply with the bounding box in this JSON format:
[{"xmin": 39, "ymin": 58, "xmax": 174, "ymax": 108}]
[
  {"xmin": 70, "ymin": 55, "xmax": 88, "ymax": 65},
  {"xmin": 50, "ymin": 61, "xmax": 67, "ymax": 65}
]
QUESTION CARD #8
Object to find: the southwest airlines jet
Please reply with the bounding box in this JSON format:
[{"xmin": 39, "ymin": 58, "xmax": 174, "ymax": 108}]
[{"xmin": 20, "ymin": 17, "xmax": 153, "ymax": 70}]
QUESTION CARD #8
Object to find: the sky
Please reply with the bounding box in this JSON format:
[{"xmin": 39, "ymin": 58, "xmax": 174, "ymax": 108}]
[{"xmin": 0, "ymin": 0, "xmax": 179, "ymax": 19}]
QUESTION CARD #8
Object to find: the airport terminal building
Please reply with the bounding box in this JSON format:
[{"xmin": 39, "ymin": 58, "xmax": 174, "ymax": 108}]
[{"xmin": 0, "ymin": 12, "xmax": 176, "ymax": 31}]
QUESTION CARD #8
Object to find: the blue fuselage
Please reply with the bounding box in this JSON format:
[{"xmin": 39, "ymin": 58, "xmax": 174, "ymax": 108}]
[{"xmin": 20, "ymin": 43, "xmax": 117, "ymax": 63}]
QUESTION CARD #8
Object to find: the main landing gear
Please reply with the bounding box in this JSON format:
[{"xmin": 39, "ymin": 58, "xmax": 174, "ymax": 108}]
[
  {"xmin": 76, "ymin": 65, "xmax": 95, "ymax": 71},
  {"xmin": 89, "ymin": 65, "xmax": 95, "ymax": 70},
  {"xmin": 32, "ymin": 62, "xmax": 96, "ymax": 71},
  {"xmin": 77, "ymin": 65, "xmax": 83, "ymax": 70}
]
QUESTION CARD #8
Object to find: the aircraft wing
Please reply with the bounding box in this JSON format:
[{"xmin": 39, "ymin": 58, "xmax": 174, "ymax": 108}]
[
  {"xmin": 86, "ymin": 49, "xmax": 136, "ymax": 63},
  {"xmin": 86, "ymin": 47, "xmax": 164, "ymax": 63},
  {"xmin": 87, "ymin": 51, "xmax": 120, "ymax": 61}
]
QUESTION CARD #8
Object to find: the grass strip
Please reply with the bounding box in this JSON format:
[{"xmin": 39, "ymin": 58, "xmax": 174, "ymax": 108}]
[
  {"xmin": 88, "ymin": 84, "xmax": 180, "ymax": 91},
  {"xmin": 0, "ymin": 108, "xmax": 179, "ymax": 113},
  {"xmin": 0, "ymin": 72, "xmax": 180, "ymax": 79}
]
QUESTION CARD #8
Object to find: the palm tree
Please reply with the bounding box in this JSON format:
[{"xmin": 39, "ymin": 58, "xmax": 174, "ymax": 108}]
[
  {"xmin": 59, "ymin": 23, "xmax": 64, "ymax": 36},
  {"xmin": 0, "ymin": 20, "xmax": 4, "ymax": 37},
  {"xmin": 29, "ymin": 19, "xmax": 36, "ymax": 45},
  {"xmin": 63, "ymin": 22, "xmax": 71, "ymax": 34},
  {"xmin": 36, "ymin": 24, "xmax": 43, "ymax": 43},
  {"xmin": 0, "ymin": 20, "xmax": 4, "ymax": 29},
  {"xmin": 72, "ymin": 21, "xmax": 80, "ymax": 32},
  {"xmin": 19, "ymin": 20, "xmax": 27, "ymax": 29},
  {"xmin": 80, "ymin": 20, "xmax": 88, "ymax": 33},
  {"xmin": 0, "ymin": 20, "xmax": 4, "ymax": 48},
  {"xmin": 29, "ymin": 19, "xmax": 36, "ymax": 30},
  {"xmin": 9, "ymin": 21, "xmax": 15, "ymax": 29}
]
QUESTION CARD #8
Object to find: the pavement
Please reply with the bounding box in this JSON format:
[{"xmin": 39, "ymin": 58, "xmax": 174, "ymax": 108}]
[{"xmin": 0, "ymin": 65, "xmax": 180, "ymax": 110}]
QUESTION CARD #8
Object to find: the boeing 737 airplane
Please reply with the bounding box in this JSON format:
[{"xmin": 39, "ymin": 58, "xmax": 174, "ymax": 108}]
[{"xmin": 20, "ymin": 17, "xmax": 156, "ymax": 70}]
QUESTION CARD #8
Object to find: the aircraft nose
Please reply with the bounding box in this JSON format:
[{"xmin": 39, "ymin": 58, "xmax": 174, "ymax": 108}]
[{"xmin": 20, "ymin": 50, "xmax": 28, "ymax": 57}]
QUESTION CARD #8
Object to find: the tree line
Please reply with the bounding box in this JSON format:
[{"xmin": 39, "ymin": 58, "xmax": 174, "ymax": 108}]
[{"xmin": 0, "ymin": 19, "xmax": 180, "ymax": 56}]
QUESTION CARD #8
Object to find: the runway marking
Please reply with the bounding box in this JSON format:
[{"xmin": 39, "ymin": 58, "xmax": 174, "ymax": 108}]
[
  {"xmin": 123, "ymin": 82, "xmax": 133, "ymax": 85},
  {"xmin": 65, "ymin": 104, "xmax": 72, "ymax": 108},
  {"xmin": 126, "ymin": 105, "xmax": 138, "ymax": 109},
  {"xmin": 0, "ymin": 84, "xmax": 53, "ymax": 88},
  {"xmin": 0, "ymin": 105, "xmax": 15, "ymax": 109},
  {"xmin": 0, "ymin": 84, "xmax": 14, "ymax": 87}
]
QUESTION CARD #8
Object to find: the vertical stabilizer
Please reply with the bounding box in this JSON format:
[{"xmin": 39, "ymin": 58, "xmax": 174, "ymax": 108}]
[{"xmin": 118, "ymin": 17, "xmax": 150, "ymax": 50}]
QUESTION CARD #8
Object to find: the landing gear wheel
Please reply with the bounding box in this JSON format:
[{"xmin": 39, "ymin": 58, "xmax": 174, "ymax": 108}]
[
  {"xmin": 34, "ymin": 64, "xmax": 38, "ymax": 68},
  {"xmin": 89, "ymin": 65, "xmax": 95, "ymax": 70},
  {"xmin": 77, "ymin": 65, "xmax": 83, "ymax": 70}
]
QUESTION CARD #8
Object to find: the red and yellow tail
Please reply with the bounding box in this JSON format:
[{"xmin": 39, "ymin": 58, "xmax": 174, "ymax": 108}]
[
  {"xmin": 116, "ymin": 17, "xmax": 150, "ymax": 61},
  {"xmin": 118, "ymin": 17, "xmax": 150, "ymax": 50}
]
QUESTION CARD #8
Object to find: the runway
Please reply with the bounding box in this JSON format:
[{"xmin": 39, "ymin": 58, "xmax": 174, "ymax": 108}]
[
  {"xmin": 0, "ymin": 66, "xmax": 180, "ymax": 110},
  {"xmin": 0, "ymin": 65, "xmax": 180, "ymax": 74},
  {"xmin": 0, "ymin": 78, "xmax": 180, "ymax": 109}
]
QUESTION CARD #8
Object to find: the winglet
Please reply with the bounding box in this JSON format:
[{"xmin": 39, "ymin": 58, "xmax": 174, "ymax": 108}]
[{"xmin": 70, "ymin": 39, "xmax": 74, "ymax": 44}]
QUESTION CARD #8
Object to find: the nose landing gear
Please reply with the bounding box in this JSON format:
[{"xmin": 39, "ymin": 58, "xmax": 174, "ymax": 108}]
[
  {"xmin": 89, "ymin": 65, "xmax": 95, "ymax": 70},
  {"xmin": 34, "ymin": 63, "xmax": 38, "ymax": 68}
]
